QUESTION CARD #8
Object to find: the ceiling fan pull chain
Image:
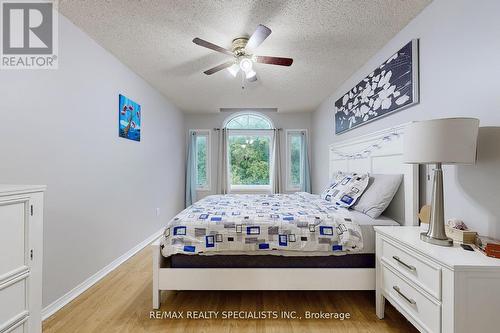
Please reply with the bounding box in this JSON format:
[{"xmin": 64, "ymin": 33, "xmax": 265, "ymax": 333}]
[{"xmin": 241, "ymin": 71, "xmax": 246, "ymax": 90}]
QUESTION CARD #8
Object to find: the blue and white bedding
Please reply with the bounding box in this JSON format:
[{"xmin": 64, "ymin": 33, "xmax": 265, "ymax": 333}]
[{"xmin": 160, "ymin": 193, "xmax": 363, "ymax": 258}]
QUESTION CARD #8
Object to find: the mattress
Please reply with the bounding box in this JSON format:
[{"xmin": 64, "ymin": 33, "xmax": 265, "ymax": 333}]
[
  {"xmin": 169, "ymin": 253, "xmax": 375, "ymax": 268},
  {"xmin": 350, "ymin": 210, "xmax": 400, "ymax": 253}
]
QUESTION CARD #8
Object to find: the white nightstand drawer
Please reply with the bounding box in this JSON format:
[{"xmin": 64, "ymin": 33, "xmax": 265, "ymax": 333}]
[
  {"xmin": 381, "ymin": 238, "xmax": 441, "ymax": 299},
  {"xmin": 382, "ymin": 263, "xmax": 441, "ymax": 333}
]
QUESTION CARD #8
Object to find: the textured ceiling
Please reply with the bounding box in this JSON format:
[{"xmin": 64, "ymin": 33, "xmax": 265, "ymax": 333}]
[{"xmin": 59, "ymin": 0, "xmax": 431, "ymax": 113}]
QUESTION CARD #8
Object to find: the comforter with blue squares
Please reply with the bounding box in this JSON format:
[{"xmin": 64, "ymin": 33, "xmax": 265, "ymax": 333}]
[{"xmin": 160, "ymin": 193, "xmax": 363, "ymax": 257}]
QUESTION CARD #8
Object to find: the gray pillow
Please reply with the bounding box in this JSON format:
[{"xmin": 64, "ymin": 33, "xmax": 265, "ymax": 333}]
[{"xmin": 352, "ymin": 174, "xmax": 403, "ymax": 219}]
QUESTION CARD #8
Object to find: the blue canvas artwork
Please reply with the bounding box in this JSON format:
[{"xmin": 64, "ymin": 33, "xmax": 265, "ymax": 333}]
[
  {"xmin": 119, "ymin": 94, "xmax": 141, "ymax": 141},
  {"xmin": 334, "ymin": 39, "xmax": 419, "ymax": 134}
]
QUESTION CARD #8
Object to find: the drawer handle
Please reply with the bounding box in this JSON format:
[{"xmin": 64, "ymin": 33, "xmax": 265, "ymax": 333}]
[
  {"xmin": 393, "ymin": 286, "xmax": 416, "ymax": 305},
  {"xmin": 392, "ymin": 256, "xmax": 416, "ymax": 271}
]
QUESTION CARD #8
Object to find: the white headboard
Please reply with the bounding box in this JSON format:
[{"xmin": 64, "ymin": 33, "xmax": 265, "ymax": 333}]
[{"xmin": 329, "ymin": 123, "xmax": 419, "ymax": 226}]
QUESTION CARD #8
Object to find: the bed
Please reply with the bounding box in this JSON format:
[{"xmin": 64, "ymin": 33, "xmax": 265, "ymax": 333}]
[{"xmin": 152, "ymin": 123, "xmax": 418, "ymax": 308}]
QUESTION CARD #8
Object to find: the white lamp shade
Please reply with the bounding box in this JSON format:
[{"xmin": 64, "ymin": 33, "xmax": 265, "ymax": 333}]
[{"xmin": 404, "ymin": 118, "xmax": 479, "ymax": 164}]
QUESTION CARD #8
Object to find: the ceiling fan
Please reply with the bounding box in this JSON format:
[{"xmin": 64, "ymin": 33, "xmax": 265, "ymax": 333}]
[{"xmin": 192, "ymin": 24, "xmax": 293, "ymax": 83}]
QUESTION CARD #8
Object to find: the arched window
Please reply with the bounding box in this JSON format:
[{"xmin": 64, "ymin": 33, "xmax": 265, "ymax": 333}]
[
  {"xmin": 224, "ymin": 113, "xmax": 274, "ymax": 130},
  {"xmin": 223, "ymin": 113, "xmax": 274, "ymax": 192}
]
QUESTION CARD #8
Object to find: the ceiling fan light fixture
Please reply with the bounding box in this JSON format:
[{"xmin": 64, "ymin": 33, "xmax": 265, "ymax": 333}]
[
  {"xmin": 227, "ymin": 63, "xmax": 239, "ymax": 77},
  {"xmin": 239, "ymin": 58, "xmax": 253, "ymax": 72},
  {"xmin": 246, "ymin": 70, "xmax": 256, "ymax": 80}
]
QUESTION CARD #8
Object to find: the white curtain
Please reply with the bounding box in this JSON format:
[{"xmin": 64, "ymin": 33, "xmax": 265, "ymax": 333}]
[
  {"xmin": 272, "ymin": 129, "xmax": 283, "ymax": 193},
  {"xmin": 216, "ymin": 129, "xmax": 229, "ymax": 194}
]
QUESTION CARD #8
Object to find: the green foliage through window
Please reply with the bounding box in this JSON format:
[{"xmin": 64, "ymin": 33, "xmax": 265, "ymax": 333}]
[
  {"xmin": 196, "ymin": 135, "xmax": 207, "ymax": 187},
  {"xmin": 229, "ymin": 135, "xmax": 270, "ymax": 185},
  {"xmin": 224, "ymin": 113, "xmax": 274, "ymax": 188},
  {"xmin": 290, "ymin": 135, "xmax": 302, "ymax": 186}
]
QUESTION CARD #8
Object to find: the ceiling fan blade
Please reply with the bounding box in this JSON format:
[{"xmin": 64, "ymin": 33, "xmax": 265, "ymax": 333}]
[
  {"xmin": 193, "ymin": 37, "xmax": 233, "ymax": 56},
  {"xmin": 245, "ymin": 24, "xmax": 272, "ymax": 52},
  {"xmin": 203, "ymin": 61, "xmax": 235, "ymax": 75},
  {"xmin": 255, "ymin": 56, "xmax": 293, "ymax": 66}
]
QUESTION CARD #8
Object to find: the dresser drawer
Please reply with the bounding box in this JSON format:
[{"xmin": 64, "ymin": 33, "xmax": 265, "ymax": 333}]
[
  {"xmin": 2, "ymin": 316, "xmax": 28, "ymax": 333},
  {"xmin": 0, "ymin": 200, "xmax": 28, "ymax": 278},
  {"xmin": 380, "ymin": 238, "xmax": 441, "ymax": 299},
  {"xmin": 7, "ymin": 322, "xmax": 27, "ymax": 333},
  {"xmin": 382, "ymin": 263, "xmax": 441, "ymax": 333},
  {"xmin": 0, "ymin": 276, "xmax": 28, "ymax": 327}
]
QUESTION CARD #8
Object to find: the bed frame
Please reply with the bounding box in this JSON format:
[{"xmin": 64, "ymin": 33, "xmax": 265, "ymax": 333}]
[{"xmin": 152, "ymin": 123, "xmax": 418, "ymax": 308}]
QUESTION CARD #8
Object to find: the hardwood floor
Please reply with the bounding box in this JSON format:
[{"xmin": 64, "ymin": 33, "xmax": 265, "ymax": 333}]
[{"xmin": 43, "ymin": 246, "xmax": 417, "ymax": 333}]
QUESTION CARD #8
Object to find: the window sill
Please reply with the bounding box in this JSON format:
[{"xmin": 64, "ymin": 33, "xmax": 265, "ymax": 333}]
[{"xmin": 230, "ymin": 185, "xmax": 272, "ymax": 194}]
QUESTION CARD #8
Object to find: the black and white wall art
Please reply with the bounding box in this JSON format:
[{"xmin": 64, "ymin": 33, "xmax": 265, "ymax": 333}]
[{"xmin": 334, "ymin": 39, "xmax": 419, "ymax": 134}]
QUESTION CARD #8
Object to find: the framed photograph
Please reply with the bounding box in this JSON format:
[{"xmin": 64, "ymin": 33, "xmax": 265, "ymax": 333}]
[
  {"xmin": 334, "ymin": 39, "xmax": 419, "ymax": 134},
  {"xmin": 119, "ymin": 94, "xmax": 141, "ymax": 141}
]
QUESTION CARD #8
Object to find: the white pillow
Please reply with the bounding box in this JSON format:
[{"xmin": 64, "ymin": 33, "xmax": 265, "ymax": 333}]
[
  {"xmin": 352, "ymin": 174, "xmax": 403, "ymax": 219},
  {"xmin": 320, "ymin": 172, "xmax": 369, "ymax": 207}
]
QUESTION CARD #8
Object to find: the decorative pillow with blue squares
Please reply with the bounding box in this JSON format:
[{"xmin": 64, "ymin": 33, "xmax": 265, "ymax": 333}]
[{"xmin": 320, "ymin": 172, "xmax": 369, "ymax": 208}]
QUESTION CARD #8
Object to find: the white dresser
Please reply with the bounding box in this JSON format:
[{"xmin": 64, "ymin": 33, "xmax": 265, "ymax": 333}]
[
  {"xmin": 375, "ymin": 226, "xmax": 500, "ymax": 333},
  {"xmin": 0, "ymin": 185, "xmax": 45, "ymax": 333}
]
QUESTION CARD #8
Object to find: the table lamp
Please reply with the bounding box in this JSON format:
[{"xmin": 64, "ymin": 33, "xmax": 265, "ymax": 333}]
[{"xmin": 404, "ymin": 118, "xmax": 479, "ymax": 246}]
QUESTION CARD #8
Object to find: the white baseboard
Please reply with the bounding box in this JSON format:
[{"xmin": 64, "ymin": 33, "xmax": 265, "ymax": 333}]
[{"xmin": 42, "ymin": 228, "xmax": 163, "ymax": 321}]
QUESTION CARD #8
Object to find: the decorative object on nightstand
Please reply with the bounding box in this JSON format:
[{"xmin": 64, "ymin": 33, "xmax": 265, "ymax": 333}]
[
  {"xmin": 417, "ymin": 204, "xmax": 430, "ymax": 232},
  {"xmin": 476, "ymin": 235, "xmax": 500, "ymax": 259},
  {"xmin": 444, "ymin": 219, "xmax": 477, "ymax": 244},
  {"xmin": 375, "ymin": 226, "xmax": 500, "ymax": 333},
  {"xmin": 404, "ymin": 118, "xmax": 480, "ymax": 246}
]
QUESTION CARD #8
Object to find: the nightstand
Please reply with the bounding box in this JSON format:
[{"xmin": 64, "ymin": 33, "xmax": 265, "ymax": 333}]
[{"xmin": 375, "ymin": 226, "xmax": 500, "ymax": 333}]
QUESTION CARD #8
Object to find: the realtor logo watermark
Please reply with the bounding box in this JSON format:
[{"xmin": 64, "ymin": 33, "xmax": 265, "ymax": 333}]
[{"xmin": 1, "ymin": 0, "xmax": 58, "ymax": 69}]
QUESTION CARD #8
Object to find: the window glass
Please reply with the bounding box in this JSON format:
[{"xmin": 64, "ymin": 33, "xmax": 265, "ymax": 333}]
[
  {"xmin": 290, "ymin": 134, "xmax": 302, "ymax": 186},
  {"xmin": 224, "ymin": 113, "xmax": 273, "ymax": 191},
  {"xmin": 229, "ymin": 135, "xmax": 270, "ymax": 186},
  {"xmin": 195, "ymin": 134, "xmax": 208, "ymax": 188},
  {"xmin": 286, "ymin": 131, "xmax": 304, "ymax": 190},
  {"xmin": 225, "ymin": 114, "xmax": 273, "ymax": 129}
]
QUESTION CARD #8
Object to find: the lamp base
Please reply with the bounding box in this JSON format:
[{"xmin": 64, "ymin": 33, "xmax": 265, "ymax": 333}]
[
  {"xmin": 422, "ymin": 162, "xmax": 453, "ymax": 247},
  {"xmin": 420, "ymin": 232, "xmax": 453, "ymax": 246}
]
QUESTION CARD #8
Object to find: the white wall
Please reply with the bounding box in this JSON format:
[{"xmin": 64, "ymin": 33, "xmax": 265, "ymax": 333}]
[
  {"xmin": 311, "ymin": 0, "xmax": 500, "ymax": 238},
  {"xmin": 0, "ymin": 15, "xmax": 185, "ymax": 307},
  {"xmin": 184, "ymin": 111, "xmax": 312, "ymax": 199}
]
